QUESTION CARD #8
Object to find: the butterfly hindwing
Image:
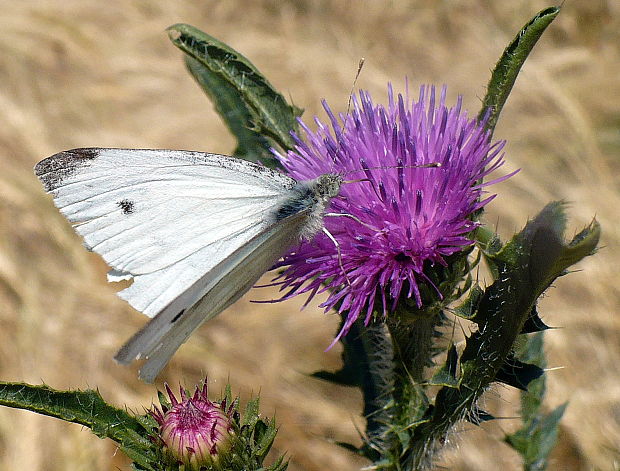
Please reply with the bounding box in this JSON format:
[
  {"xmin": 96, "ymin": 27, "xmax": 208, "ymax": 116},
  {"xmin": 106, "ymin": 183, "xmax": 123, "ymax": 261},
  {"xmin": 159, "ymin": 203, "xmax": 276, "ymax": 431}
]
[{"xmin": 116, "ymin": 209, "xmax": 311, "ymax": 382}]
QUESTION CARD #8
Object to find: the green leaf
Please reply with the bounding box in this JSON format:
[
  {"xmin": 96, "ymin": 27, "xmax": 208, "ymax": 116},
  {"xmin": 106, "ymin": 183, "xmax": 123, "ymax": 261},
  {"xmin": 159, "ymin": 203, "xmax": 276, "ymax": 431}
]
[
  {"xmin": 471, "ymin": 202, "xmax": 599, "ymax": 330},
  {"xmin": 156, "ymin": 389, "xmax": 170, "ymax": 410},
  {"xmin": 254, "ymin": 417, "xmax": 279, "ymax": 458},
  {"xmin": 504, "ymin": 332, "xmax": 567, "ymax": 471},
  {"xmin": 0, "ymin": 382, "xmax": 157, "ymax": 470},
  {"xmin": 479, "ymin": 6, "xmax": 561, "ymax": 135},
  {"xmin": 506, "ymin": 402, "xmax": 567, "ymax": 471},
  {"xmin": 184, "ymin": 56, "xmax": 278, "ymax": 167},
  {"xmin": 168, "ymin": 24, "xmax": 302, "ymax": 151},
  {"xmin": 242, "ymin": 397, "xmax": 261, "ymax": 428}
]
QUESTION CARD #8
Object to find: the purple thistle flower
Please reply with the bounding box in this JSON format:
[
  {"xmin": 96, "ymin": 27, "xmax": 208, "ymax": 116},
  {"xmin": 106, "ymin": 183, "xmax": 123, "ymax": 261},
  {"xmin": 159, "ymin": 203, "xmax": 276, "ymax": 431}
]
[
  {"xmin": 150, "ymin": 381, "xmax": 234, "ymax": 468},
  {"xmin": 271, "ymin": 84, "xmax": 514, "ymax": 344}
]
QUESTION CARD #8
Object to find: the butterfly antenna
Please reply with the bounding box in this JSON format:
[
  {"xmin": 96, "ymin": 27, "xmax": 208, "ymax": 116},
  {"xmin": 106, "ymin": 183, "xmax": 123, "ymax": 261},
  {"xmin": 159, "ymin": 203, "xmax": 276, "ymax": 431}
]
[
  {"xmin": 335, "ymin": 58, "xmax": 366, "ymax": 154},
  {"xmin": 342, "ymin": 177, "xmax": 371, "ymax": 185},
  {"xmin": 346, "ymin": 58, "xmax": 365, "ymax": 118},
  {"xmin": 342, "ymin": 162, "xmax": 442, "ymax": 178}
]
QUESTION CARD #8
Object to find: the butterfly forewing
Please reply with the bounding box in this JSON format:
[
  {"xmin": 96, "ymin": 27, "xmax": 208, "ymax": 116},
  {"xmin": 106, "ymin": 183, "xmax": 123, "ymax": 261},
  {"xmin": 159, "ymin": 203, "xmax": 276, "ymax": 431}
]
[{"xmin": 35, "ymin": 148, "xmax": 297, "ymax": 318}]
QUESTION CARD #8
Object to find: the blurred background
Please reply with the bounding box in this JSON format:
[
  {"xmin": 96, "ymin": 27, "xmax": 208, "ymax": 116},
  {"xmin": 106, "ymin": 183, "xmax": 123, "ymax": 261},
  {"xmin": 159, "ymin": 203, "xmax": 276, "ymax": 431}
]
[{"xmin": 0, "ymin": 1, "xmax": 618, "ymax": 469}]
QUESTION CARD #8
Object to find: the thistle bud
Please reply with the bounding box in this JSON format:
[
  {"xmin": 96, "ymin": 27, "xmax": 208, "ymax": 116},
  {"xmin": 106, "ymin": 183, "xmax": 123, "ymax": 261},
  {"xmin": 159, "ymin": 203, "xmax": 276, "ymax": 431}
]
[{"xmin": 150, "ymin": 382, "xmax": 234, "ymax": 469}]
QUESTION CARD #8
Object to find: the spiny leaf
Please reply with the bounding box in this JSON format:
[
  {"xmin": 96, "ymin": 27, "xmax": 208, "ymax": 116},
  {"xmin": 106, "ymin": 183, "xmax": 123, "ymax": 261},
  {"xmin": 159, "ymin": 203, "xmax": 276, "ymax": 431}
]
[
  {"xmin": 168, "ymin": 24, "xmax": 302, "ymax": 151},
  {"xmin": 505, "ymin": 403, "xmax": 567, "ymax": 471},
  {"xmin": 522, "ymin": 307, "xmax": 552, "ymax": 333},
  {"xmin": 242, "ymin": 397, "xmax": 261, "ymax": 428},
  {"xmin": 184, "ymin": 56, "xmax": 278, "ymax": 167},
  {"xmin": 466, "ymin": 407, "xmax": 495, "ymax": 426},
  {"xmin": 489, "ymin": 202, "xmax": 600, "ymax": 296},
  {"xmin": 254, "ymin": 417, "xmax": 279, "ymax": 457},
  {"xmin": 479, "ymin": 6, "xmax": 560, "ymax": 135},
  {"xmin": 0, "ymin": 382, "xmax": 156, "ymax": 469},
  {"xmin": 504, "ymin": 332, "xmax": 566, "ymax": 471},
  {"xmin": 495, "ymin": 355, "xmax": 544, "ymax": 391}
]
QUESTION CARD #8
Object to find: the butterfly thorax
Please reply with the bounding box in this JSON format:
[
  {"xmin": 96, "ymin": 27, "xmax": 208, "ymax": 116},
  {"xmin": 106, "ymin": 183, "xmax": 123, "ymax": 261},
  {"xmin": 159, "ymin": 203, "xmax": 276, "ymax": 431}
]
[{"xmin": 273, "ymin": 173, "xmax": 343, "ymax": 240}]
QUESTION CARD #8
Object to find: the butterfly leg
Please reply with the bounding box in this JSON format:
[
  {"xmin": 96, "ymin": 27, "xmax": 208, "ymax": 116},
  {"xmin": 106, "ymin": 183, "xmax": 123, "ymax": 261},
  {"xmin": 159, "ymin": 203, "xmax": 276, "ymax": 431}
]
[{"xmin": 321, "ymin": 226, "xmax": 352, "ymax": 287}]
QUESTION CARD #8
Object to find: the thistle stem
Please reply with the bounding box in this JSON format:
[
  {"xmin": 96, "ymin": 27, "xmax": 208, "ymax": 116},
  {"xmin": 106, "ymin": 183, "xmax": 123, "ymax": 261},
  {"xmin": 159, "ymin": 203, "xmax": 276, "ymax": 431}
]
[{"xmin": 357, "ymin": 321, "xmax": 396, "ymax": 454}]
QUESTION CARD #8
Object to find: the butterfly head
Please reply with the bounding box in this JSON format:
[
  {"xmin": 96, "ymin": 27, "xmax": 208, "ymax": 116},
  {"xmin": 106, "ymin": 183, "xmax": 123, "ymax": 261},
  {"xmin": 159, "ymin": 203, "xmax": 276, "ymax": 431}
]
[{"xmin": 314, "ymin": 173, "xmax": 343, "ymax": 202}]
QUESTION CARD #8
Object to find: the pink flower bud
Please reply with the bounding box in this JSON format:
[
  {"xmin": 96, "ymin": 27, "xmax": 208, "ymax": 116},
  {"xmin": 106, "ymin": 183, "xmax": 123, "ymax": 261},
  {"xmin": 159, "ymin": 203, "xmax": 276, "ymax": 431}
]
[{"xmin": 150, "ymin": 381, "xmax": 233, "ymax": 468}]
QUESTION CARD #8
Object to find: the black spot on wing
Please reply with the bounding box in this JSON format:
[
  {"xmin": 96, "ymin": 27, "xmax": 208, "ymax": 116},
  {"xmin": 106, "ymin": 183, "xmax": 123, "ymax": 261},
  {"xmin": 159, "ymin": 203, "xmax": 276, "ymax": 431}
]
[
  {"xmin": 117, "ymin": 199, "xmax": 135, "ymax": 215},
  {"xmin": 34, "ymin": 148, "xmax": 99, "ymax": 192},
  {"xmin": 170, "ymin": 309, "xmax": 185, "ymax": 323}
]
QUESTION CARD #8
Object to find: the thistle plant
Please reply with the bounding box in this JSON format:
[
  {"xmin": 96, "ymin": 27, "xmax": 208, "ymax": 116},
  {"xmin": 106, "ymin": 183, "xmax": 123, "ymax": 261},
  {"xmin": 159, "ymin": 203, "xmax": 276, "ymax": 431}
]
[{"xmin": 0, "ymin": 5, "xmax": 601, "ymax": 471}]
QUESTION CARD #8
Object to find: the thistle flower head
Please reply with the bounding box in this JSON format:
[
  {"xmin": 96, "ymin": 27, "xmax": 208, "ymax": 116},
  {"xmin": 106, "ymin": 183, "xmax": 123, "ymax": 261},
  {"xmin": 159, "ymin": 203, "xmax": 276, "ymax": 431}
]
[
  {"xmin": 150, "ymin": 382, "xmax": 234, "ymax": 469},
  {"xmin": 272, "ymin": 84, "xmax": 513, "ymax": 343}
]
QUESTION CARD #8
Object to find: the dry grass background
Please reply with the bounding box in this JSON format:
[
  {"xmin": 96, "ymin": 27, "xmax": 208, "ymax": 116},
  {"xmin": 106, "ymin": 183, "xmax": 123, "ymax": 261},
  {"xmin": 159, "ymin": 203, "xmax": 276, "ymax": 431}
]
[{"xmin": 0, "ymin": 1, "xmax": 618, "ymax": 469}]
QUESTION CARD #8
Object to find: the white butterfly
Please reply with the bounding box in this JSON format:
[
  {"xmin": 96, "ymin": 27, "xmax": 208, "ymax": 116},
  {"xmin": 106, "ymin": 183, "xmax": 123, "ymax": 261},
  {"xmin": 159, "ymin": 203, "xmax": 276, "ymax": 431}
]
[{"xmin": 35, "ymin": 148, "xmax": 343, "ymax": 382}]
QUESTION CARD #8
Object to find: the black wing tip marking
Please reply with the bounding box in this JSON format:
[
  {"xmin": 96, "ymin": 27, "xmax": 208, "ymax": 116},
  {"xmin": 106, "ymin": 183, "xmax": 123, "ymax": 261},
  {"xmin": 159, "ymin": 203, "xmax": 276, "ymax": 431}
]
[
  {"xmin": 34, "ymin": 148, "xmax": 99, "ymax": 175},
  {"xmin": 34, "ymin": 148, "xmax": 100, "ymax": 191}
]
